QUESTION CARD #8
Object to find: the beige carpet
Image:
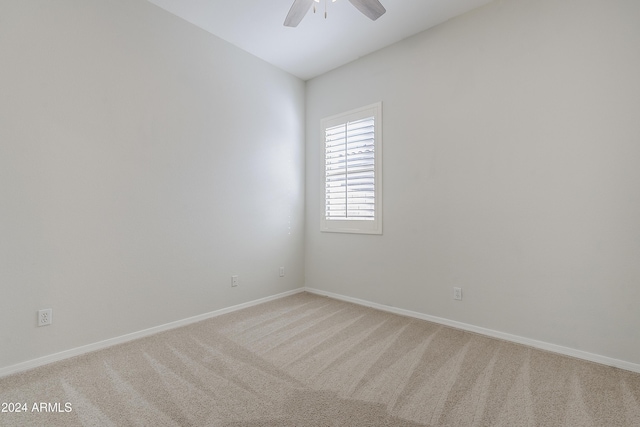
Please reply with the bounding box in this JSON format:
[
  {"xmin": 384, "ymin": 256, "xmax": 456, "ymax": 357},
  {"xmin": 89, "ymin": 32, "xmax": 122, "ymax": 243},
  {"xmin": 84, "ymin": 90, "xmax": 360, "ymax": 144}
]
[{"xmin": 1, "ymin": 292, "xmax": 639, "ymax": 426}]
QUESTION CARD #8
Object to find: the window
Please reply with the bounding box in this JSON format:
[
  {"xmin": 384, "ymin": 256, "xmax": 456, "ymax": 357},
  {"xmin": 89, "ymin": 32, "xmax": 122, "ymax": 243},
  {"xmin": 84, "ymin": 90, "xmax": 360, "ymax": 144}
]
[{"xmin": 321, "ymin": 102, "xmax": 382, "ymax": 234}]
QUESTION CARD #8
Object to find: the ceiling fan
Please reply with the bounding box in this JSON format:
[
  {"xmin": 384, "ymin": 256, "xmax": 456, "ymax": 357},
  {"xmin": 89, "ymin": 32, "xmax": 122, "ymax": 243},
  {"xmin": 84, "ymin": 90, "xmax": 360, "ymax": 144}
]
[{"xmin": 284, "ymin": 0, "xmax": 386, "ymax": 27}]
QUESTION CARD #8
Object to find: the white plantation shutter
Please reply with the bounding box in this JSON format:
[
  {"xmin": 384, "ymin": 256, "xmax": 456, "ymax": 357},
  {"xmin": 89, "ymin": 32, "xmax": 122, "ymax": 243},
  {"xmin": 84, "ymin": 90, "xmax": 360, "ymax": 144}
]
[
  {"xmin": 325, "ymin": 117, "xmax": 375, "ymax": 220},
  {"xmin": 321, "ymin": 103, "xmax": 382, "ymax": 234}
]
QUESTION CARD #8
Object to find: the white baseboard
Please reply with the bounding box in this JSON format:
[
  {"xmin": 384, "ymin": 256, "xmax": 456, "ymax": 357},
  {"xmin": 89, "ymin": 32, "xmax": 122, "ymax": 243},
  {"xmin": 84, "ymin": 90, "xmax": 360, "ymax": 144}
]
[
  {"xmin": 4, "ymin": 286, "xmax": 638, "ymax": 378},
  {"xmin": 0, "ymin": 288, "xmax": 305, "ymax": 379},
  {"xmin": 304, "ymin": 287, "xmax": 640, "ymax": 374}
]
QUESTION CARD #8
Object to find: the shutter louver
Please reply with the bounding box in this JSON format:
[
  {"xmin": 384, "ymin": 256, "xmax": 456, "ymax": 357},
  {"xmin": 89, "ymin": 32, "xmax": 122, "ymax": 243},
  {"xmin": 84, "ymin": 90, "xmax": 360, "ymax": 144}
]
[{"xmin": 325, "ymin": 116, "xmax": 375, "ymax": 221}]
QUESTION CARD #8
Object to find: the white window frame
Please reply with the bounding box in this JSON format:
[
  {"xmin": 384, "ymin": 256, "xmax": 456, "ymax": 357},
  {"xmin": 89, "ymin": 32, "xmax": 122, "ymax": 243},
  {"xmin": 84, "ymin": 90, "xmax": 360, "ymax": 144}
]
[{"xmin": 320, "ymin": 102, "xmax": 382, "ymax": 235}]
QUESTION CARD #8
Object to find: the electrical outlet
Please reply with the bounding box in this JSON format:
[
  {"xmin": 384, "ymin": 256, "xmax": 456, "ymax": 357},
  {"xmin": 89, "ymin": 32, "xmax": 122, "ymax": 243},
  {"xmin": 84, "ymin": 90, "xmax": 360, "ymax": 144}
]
[
  {"xmin": 38, "ymin": 309, "xmax": 52, "ymax": 326},
  {"xmin": 231, "ymin": 275, "xmax": 238, "ymax": 287},
  {"xmin": 453, "ymin": 287, "xmax": 462, "ymax": 301},
  {"xmin": 279, "ymin": 267, "xmax": 285, "ymax": 277}
]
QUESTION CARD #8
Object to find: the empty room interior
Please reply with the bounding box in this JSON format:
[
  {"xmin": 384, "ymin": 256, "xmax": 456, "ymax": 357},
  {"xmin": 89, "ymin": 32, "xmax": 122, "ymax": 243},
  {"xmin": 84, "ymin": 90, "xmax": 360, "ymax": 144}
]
[{"xmin": 1, "ymin": 0, "xmax": 639, "ymax": 425}]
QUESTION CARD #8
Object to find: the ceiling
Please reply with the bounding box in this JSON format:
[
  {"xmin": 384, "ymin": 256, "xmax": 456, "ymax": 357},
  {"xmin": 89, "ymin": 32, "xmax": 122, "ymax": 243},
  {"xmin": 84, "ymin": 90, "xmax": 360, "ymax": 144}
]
[{"xmin": 147, "ymin": 0, "xmax": 495, "ymax": 80}]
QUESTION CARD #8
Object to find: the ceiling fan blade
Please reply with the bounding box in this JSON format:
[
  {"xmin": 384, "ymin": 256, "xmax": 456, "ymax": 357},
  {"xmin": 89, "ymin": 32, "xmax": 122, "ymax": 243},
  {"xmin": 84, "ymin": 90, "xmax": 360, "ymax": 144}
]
[
  {"xmin": 284, "ymin": 0, "xmax": 315, "ymax": 27},
  {"xmin": 347, "ymin": 0, "xmax": 386, "ymax": 21}
]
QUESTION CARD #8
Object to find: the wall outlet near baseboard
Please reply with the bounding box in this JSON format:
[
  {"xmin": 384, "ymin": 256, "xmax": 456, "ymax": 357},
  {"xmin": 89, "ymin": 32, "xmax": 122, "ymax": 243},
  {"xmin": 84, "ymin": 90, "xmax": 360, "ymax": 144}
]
[
  {"xmin": 231, "ymin": 275, "xmax": 238, "ymax": 287},
  {"xmin": 279, "ymin": 267, "xmax": 285, "ymax": 277},
  {"xmin": 38, "ymin": 309, "xmax": 52, "ymax": 326},
  {"xmin": 453, "ymin": 287, "xmax": 462, "ymax": 301}
]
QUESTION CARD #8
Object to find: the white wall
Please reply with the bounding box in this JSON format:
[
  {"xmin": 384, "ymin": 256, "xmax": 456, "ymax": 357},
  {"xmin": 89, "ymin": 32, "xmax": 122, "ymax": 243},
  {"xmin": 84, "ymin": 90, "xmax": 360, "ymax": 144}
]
[
  {"xmin": 305, "ymin": 0, "xmax": 640, "ymax": 365},
  {"xmin": 0, "ymin": 0, "xmax": 305, "ymax": 369}
]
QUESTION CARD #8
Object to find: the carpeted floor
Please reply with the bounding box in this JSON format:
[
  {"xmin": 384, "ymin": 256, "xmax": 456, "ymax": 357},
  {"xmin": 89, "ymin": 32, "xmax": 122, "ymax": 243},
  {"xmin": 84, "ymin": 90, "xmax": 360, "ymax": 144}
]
[{"xmin": 1, "ymin": 292, "xmax": 639, "ymax": 426}]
